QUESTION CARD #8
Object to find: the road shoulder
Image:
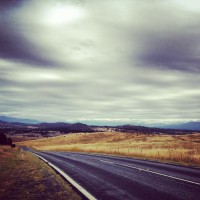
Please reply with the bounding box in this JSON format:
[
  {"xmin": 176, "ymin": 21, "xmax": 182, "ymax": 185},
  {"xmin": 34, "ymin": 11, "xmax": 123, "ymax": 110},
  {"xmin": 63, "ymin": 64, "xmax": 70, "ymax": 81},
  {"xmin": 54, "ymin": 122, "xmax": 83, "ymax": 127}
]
[{"xmin": 0, "ymin": 146, "xmax": 82, "ymax": 200}]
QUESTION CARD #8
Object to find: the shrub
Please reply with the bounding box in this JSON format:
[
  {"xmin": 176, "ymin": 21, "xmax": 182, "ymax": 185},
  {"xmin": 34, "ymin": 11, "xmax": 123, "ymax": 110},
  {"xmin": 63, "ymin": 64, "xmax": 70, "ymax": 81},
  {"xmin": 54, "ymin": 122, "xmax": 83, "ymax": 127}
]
[
  {"xmin": 0, "ymin": 133, "xmax": 13, "ymax": 146},
  {"xmin": 7, "ymin": 138, "xmax": 12, "ymax": 145},
  {"xmin": 0, "ymin": 133, "xmax": 7, "ymax": 145}
]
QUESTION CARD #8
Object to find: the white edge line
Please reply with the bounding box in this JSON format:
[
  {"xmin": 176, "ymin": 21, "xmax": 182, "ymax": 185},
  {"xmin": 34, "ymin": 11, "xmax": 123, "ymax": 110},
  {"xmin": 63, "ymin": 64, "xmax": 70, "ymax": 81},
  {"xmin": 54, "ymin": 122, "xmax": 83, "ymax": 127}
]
[
  {"xmin": 100, "ymin": 159, "xmax": 200, "ymax": 186},
  {"xmin": 32, "ymin": 152, "xmax": 97, "ymax": 200}
]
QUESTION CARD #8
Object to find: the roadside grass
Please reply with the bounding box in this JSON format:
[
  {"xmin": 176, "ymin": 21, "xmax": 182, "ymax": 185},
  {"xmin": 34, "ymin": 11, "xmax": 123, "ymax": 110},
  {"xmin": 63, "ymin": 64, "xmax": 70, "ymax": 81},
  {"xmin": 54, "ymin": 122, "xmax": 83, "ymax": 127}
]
[
  {"xmin": 18, "ymin": 132, "xmax": 200, "ymax": 166},
  {"xmin": 0, "ymin": 146, "xmax": 82, "ymax": 200}
]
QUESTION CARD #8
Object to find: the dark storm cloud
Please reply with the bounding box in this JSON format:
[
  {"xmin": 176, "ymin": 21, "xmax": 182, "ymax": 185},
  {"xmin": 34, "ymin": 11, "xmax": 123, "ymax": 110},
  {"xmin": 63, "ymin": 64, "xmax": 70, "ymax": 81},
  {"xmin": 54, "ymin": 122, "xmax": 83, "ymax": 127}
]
[
  {"xmin": 123, "ymin": 0, "xmax": 200, "ymax": 73},
  {"xmin": 0, "ymin": 2, "xmax": 60, "ymax": 67},
  {"xmin": 138, "ymin": 30, "xmax": 200, "ymax": 72},
  {"xmin": 0, "ymin": 0, "xmax": 24, "ymax": 9},
  {"xmin": 0, "ymin": 22, "xmax": 56, "ymax": 66}
]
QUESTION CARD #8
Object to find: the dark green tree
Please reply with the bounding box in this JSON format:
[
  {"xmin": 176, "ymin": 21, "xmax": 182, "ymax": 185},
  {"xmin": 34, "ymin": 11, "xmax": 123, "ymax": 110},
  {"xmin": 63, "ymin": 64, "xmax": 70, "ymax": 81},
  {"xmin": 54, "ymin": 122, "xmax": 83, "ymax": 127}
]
[
  {"xmin": 0, "ymin": 133, "xmax": 7, "ymax": 145},
  {"xmin": 7, "ymin": 138, "xmax": 12, "ymax": 145}
]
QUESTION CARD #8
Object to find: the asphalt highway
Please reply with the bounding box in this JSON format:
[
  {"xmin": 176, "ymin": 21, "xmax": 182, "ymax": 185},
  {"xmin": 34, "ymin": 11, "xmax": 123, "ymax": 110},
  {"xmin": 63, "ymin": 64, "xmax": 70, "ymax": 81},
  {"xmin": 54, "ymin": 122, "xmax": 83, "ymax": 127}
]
[{"xmin": 24, "ymin": 148, "xmax": 200, "ymax": 200}]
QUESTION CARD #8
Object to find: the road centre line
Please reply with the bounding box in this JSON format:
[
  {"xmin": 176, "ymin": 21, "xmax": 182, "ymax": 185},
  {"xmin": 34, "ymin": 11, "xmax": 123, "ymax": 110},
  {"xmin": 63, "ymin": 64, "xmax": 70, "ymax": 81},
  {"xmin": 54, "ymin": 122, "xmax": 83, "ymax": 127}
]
[{"xmin": 100, "ymin": 159, "xmax": 200, "ymax": 186}]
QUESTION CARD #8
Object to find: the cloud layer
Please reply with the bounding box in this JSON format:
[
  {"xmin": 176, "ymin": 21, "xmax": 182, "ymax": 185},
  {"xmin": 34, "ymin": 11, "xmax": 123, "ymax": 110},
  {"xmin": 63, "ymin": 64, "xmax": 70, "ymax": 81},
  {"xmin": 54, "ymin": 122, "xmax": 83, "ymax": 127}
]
[{"xmin": 0, "ymin": 0, "xmax": 200, "ymax": 124}]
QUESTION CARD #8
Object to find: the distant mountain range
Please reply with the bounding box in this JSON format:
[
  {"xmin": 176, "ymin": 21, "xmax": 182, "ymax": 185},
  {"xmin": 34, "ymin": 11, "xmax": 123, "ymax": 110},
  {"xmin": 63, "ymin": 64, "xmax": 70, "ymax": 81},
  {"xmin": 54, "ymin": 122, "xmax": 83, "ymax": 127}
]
[
  {"xmin": 0, "ymin": 116, "xmax": 200, "ymax": 131},
  {"xmin": 0, "ymin": 116, "xmax": 93, "ymax": 134},
  {"xmin": 160, "ymin": 122, "xmax": 200, "ymax": 131},
  {"xmin": 0, "ymin": 116, "xmax": 41, "ymax": 124}
]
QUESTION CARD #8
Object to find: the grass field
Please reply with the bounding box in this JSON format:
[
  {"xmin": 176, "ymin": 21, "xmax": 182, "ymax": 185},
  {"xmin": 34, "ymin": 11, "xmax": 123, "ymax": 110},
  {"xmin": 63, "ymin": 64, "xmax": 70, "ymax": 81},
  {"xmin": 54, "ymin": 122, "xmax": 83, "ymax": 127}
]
[
  {"xmin": 19, "ymin": 132, "xmax": 200, "ymax": 166},
  {"xmin": 10, "ymin": 136, "xmax": 40, "ymax": 143},
  {"xmin": 0, "ymin": 146, "xmax": 81, "ymax": 200}
]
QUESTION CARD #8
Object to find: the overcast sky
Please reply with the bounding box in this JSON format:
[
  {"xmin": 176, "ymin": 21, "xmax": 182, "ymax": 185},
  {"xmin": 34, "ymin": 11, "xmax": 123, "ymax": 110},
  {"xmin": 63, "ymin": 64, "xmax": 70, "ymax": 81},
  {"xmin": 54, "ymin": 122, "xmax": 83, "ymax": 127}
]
[{"xmin": 0, "ymin": 0, "xmax": 200, "ymax": 125}]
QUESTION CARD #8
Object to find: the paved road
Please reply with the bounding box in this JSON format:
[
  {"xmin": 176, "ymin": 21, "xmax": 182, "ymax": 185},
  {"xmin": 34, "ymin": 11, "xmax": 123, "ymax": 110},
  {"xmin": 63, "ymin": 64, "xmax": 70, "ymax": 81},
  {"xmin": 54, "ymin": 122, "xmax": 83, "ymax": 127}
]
[{"xmin": 24, "ymin": 148, "xmax": 200, "ymax": 200}]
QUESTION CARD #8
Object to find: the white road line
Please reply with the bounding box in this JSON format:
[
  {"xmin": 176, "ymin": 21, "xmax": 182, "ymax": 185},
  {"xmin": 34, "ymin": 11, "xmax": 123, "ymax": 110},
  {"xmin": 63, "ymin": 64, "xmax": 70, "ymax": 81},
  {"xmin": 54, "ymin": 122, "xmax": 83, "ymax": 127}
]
[
  {"xmin": 33, "ymin": 153, "xmax": 97, "ymax": 200},
  {"xmin": 100, "ymin": 159, "xmax": 200, "ymax": 186},
  {"xmin": 33, "ymin": 153, "xmax": 49, "ymax": 163}
]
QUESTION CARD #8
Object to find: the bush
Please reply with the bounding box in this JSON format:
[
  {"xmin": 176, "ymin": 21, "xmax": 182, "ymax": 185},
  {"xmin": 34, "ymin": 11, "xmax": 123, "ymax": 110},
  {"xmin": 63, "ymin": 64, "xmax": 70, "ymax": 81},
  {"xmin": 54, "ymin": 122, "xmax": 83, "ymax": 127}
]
[
  {"xmin": 0, "ymin": 133, "xmax": 7, "ymax": 145},
  {"xmin": 7, "ymin": 138, "xmax": 12, "ymax": 145},
  {"xmin": 0, "ymin": 133, "xmax": 13, "ymax": 146}
]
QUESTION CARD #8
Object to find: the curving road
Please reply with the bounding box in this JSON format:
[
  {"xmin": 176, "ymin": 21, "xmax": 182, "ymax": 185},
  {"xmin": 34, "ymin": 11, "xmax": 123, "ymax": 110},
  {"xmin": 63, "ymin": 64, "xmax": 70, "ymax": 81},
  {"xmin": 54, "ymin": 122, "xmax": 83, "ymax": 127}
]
[{"xmin": 23, "ymin": 148, "xmax": 200, "ymax": 200}]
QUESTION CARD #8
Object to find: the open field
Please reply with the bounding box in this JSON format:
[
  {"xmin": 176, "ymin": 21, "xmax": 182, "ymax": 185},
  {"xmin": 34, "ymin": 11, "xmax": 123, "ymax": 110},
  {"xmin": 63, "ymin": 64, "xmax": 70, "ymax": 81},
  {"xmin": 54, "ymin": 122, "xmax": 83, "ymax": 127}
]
[
  {"xmin": 0, "ymin": 146, "xmax": 81, "ymax": 200},
  {"xmin": 8, "ymin": 135, "xmax": 39, "ymax": 143},
  {"xmin": 19, "ymin": 132, "xmax": 200, "ymax": 166},
  {"xmin": 10, "ymin": 136, "xmax": 40, "ymax": 143}
]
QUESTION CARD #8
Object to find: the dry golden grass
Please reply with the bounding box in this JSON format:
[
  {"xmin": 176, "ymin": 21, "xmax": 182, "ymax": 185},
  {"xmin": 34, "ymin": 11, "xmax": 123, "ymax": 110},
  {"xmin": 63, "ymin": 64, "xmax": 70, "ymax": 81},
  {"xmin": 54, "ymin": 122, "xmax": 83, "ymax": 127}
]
[
  {"xmin": 0, "ymin": 146, "xmax": 81, "ymax": 200},
  {"xmin": 10, "ymin": 136, "xmax": 40, "ymax": 143},
  {"xmin": 19, "ymin": 132, "xmax": 200, "ymax": 166}
]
